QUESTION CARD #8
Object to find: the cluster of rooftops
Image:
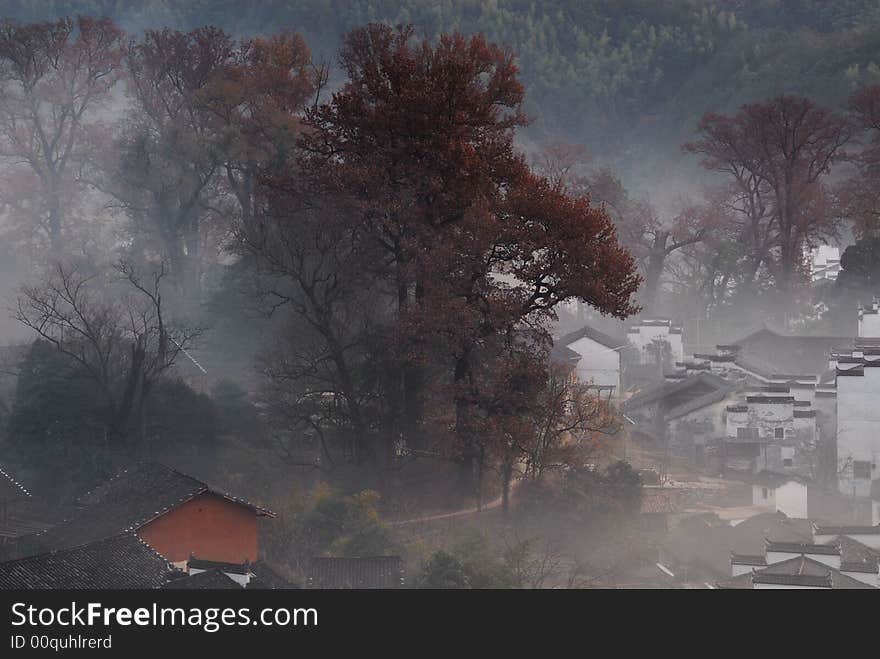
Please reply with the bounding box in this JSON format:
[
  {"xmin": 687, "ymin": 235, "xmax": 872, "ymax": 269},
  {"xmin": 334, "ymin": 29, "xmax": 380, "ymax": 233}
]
[
  {"xmin": 720, "ymin": 530, "xmax": 880, "ymax": 589},
  {"xmin": 0, "ymin": 462, "xmax": 286, "ymax": 589},
  {"xmin": 0, "ymin": 461, "xmax": 409, "ymax": 589}
]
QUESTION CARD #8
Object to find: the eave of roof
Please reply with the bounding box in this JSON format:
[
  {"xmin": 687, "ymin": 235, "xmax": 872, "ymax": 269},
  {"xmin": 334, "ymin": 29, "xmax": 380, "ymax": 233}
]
[{"xmin": 557, "ymin": 324, "xmax": 626, "ymax": 350}]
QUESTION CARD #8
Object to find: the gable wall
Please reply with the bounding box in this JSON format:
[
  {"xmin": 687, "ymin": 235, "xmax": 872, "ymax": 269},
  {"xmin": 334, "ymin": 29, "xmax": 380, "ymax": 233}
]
[{"xmin": 137, "ymin": 492, "xmax": 258, "ymax": 564}]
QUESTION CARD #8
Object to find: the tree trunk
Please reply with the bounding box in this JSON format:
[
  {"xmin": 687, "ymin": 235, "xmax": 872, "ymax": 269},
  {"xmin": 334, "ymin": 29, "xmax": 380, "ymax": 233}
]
[
  {"xmin": 641, "ymin": 233, "xmax": 668, "ymax": 315},
  {"xmin": 501, "ymin": 457, "xmax": 514, "ymax": 516},
  {"xmin": 47, "ymin": 186, "xmax": 63, "ymax": 254},
  {"xmin": 453, "ymin": 349, "xmax": 479, "ymax": 498}
]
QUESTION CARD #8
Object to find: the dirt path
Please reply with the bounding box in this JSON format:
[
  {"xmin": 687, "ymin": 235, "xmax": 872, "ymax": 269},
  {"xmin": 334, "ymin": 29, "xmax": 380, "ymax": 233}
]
[{"xmin": 389, "ymin": 485, "xmax": 516, "ymax": 526}]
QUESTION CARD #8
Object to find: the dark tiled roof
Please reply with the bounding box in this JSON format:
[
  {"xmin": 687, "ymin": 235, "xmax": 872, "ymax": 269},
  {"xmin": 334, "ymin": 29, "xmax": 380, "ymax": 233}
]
[
  {"xmin": 0, "ymin": 465, "xmax": 31, "ymax": 502},
  {"xmin": 0, "ymin": 515, "xmax": 54, "ymax": 541},
  {"xmin": 765, "ymin": 541, "xmax": 839, "ymax": 556},
  {"xmin": 247, "ymin": 562, "xmax": 297, "ymax": 589},
  {"xmin": 33, "ymin": 462, "xmax": 274, "ymax": 552},
  {"xmin": 0, "ymin": 534, "xmax": 174, "ymax": 589},
  {"xmin": 632, "ymin": 318, "xmax": 673, "ymax": 327},
  {"xmin": 840, "ymin": 561, "xmax": 880, "ymax": 574},
  {"xmin": 557, "ymin": 325, "xmax": 625, "ymax": 350},
  {"xmin": 188, "ymin": 556, "xmax": 251, "ymax": 575},
  {"xmin": 623, "ymin": 372, "xmax": 734, "ymax": 417},
  {"xmin": 730, "ymin": 553, "xmax": 766, "ymax": 566},
  {"xmin": 769, "ymin": 375, "xmax": 818, "ymax": 382},
  {"xmin": 715, "ymin": 572, "xmax": 754, "ymax": 589},
  {"xmin": 668, "ymin": 390, "xmax": 732, "ymax": 420},
  {"xmin": 745, "ymin": 396, "xmax": 794, "ymax": 404},
  {"xmin": 751, "ymin": 555, "xmax": 873, "ymax": 589},
  {"xmin": 167, "ymin": 558, "xmax": 296, "ymax": 589},
  {"xmin": 814, "ymin": 524, "xmax": 880, "ymax": 536},
  {"xmin": 307, "ymin": 556, "xmax": 405, "ymax": 589},
  {"xmin": 661, "ymin": 512, "xmax": 811, "ymax": 578},
  {"xmin": 752, "ymin": 471, "xmax": 809, "ymax": 489},
  {"xmin": 162, "ymin": 569, "xmax": 242, "ymax": 589},
  {"xmin": 549, "ymin": 343, "xmax": 581, "ymax": 366},
  {"xmin": 729, "ymin": 329, "xmax": 851, "ymax": 377}
]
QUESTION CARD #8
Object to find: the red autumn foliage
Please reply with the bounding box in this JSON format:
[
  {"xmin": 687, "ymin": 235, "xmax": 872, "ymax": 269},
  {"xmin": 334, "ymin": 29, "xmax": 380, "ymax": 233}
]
[{"xmin": 277, "ymin": 24, "xmax": 640, "ymax": 493}]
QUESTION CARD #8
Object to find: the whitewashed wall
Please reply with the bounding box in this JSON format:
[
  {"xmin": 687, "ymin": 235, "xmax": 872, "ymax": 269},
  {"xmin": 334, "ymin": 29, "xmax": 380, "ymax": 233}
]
[
  {"xmin": 836, "ymin": 368, "xmax": 880, "ymax": 497},
  {"xmin": 567, "ymin": 335, "xmax": 621, "ymax": 391}
]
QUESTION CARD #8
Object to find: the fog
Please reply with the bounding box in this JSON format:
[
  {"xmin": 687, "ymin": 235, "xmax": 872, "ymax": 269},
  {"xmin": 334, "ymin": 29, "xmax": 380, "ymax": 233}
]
[{"xmin": 0, "ymin": 2, "xmax": 878, "ymax": 591}]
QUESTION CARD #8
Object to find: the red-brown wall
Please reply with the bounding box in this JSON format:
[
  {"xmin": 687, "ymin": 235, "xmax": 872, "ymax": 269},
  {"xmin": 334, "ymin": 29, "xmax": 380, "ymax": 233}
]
[{"xmin": 137, "ymin": 492, "xmax": 259, "ymax": 564}]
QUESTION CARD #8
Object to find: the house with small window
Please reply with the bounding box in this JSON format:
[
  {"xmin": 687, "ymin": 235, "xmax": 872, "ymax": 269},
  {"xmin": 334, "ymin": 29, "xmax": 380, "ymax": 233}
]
[
  {"xmin": 622, "ymin": 372, "xmax": 738, "ymax": 468},
  {"xmin": 722, "ymin": 390, "xmax": 819, "ymax": 477}
]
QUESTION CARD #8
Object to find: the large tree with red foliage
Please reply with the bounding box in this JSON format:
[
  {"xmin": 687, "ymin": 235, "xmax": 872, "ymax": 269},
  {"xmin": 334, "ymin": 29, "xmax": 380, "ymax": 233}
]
[
  {"xmin": 840, "ymin": 85, "xmax": 880, "ymax": 238},
  {"xmin": 685, "ymin": 96, "xmax": 852, "ymax": 295},
  {"xmin": 254, "ymin": 24, "xmax": 639, "ymax": 494},
  {"xmin": 533, "ymin": 143, "xmax": 712, "ymax": 315}
]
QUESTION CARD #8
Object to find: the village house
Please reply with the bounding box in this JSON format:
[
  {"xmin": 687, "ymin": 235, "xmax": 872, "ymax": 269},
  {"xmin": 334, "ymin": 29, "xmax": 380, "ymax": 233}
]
[
  {"xmin": 554, "ymin": 325, "xmax": 627, "ymax": 395},
  {"xmin": 832, "ymin": 346, "xmax": 880, "ymax": 498},
  {"xmin": 722, "ymin": 391, "xmax": 819, "ymax": 477},
  {"xmin": 720, "ymin": 531, "xmax": 879, "ymax": 589},
  {"xmin": 659, "ymin": 511, "xmax": 813, "ymax": 584},
  {"xmin": 24, "ymin": 462, "xmax": 275, "ymax": 566},
  {"xmin": 813, "ymin": 523, "xmax": 880, "ymax": 550},
  {"xmin": 163, "ymin": 555, "xmax": 293, "ymax": 589},
  {"xmin": 622, "ymin": 372, "xmax": 739, "ymax": 469},
  {"xmin": 626, "ymin": 319, "xmax": 684, "ymax": 367},
  {"xmin": 858, "ymin": 299, "xmax": 880, "ymax": 338},
  {"xmin": 719, "ymin": 329, "xmax": 851, "ymax": 381},
  {"xmin": 810, "ymin": 245, "xmax": 841, "ymax": 283},
  {"xmin": 750, "ymin": 472, "xmax": 809, "ymax": 519}
]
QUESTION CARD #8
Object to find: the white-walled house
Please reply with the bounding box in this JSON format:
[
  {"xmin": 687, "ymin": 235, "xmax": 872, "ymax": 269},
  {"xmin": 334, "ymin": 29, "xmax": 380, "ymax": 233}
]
[
  {"xmin": 722, "ymin": 533, "xmax": 878, "ymax": 589},
  {"xmin": 858, "ymin": 300, "xmax": 880, "ymax": 338},
  {"xmin": 722, "ymin": 387, "xmax": 820, "ymax": 477},
  {"xmin": 813, "ymin": 523, "xmax": 880, "ymax": 551},
  {"xmin": 626, "ymin": 319, "xmax": 684, "ymax": 366},
  {"xmin": 835, "ymin": 361, "xmax": 880, "ymax": 497},
  {"xmin": 622, "ymin": 372, "xmax": 738, "ymax": 468},
  {"xmin": 810, "ymin": 245, "xmax": 840, "ymax": 282},
  {"xmin": 751, "ymin": 473, "xmax": 808, "ymax": 519},
  {"xmin": 555, "ymin": 325, "xmax": 625, "ymax": 394}
]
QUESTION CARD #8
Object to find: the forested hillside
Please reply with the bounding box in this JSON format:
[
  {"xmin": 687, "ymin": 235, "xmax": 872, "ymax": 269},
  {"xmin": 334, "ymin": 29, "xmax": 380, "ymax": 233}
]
[{"xmin": 6, "ymin": 0, "xmax": 880, "ymax": 164}]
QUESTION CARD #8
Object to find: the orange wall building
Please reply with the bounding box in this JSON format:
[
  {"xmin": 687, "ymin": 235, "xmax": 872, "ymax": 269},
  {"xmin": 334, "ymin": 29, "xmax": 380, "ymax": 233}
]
[{"xmin": 137, "ymin": 492, "xmax": 259, "ymax": 564}]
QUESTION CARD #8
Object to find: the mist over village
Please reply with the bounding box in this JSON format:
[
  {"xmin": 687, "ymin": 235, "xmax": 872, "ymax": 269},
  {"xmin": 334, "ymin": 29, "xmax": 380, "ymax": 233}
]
[{"xmin": 1, "ymin": 1, "xmax": 880, "ymax": 594}]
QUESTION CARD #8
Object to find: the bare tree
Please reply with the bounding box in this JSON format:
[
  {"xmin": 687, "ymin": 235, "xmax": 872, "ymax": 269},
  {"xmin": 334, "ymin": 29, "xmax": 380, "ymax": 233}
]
[
  {"xmin": 0, "ymin": 17, "xmax": 124, "ymax": 253},
  {"xmin": 13, "ymin": 259, "xmax": 200, "ymax": 448},
  {"xmin": 520, "ymin": 364, "xmax": 621, "ymax": 485}
]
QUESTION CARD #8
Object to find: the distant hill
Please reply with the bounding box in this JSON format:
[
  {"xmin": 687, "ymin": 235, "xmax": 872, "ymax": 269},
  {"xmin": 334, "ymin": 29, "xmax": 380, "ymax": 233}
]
[{"xmin": 5, "ymin": 1, "xmax": 880, "ymax": 186}]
